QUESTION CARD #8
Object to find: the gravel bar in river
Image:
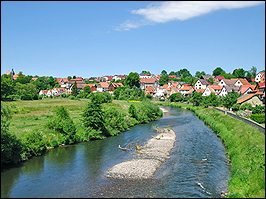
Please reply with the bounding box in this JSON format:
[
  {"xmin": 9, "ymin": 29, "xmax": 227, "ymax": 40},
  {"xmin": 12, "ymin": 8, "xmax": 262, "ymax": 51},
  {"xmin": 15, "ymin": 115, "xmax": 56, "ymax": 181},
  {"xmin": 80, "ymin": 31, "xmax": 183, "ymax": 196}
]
[{"xmin": 105, "ymin": 128, "xmax": 176, "ymax": 179}]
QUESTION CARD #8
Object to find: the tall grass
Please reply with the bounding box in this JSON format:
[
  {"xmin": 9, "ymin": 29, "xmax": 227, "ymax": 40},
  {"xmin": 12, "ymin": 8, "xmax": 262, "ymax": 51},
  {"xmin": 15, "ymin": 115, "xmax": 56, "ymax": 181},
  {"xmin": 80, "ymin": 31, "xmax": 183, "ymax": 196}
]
[{"xmin": 159, "ymin": 102, "xmax": 265, "ymax": 198}]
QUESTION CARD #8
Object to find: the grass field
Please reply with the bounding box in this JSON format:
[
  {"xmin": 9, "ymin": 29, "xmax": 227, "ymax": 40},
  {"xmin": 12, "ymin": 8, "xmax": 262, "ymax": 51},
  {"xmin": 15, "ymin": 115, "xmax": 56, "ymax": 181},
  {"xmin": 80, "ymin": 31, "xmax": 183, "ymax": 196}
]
[{"xmin": 2, "ymin": 98, "xmax": 131, "ymax": 139}]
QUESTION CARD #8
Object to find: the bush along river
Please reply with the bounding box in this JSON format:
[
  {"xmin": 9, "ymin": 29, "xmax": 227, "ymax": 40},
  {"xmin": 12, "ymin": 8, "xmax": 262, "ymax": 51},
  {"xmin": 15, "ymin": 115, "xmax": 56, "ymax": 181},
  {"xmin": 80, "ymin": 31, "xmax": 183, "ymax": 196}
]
[{"xmin": 1, "ymin": 105, "xmax": 230, "ymax": 198}]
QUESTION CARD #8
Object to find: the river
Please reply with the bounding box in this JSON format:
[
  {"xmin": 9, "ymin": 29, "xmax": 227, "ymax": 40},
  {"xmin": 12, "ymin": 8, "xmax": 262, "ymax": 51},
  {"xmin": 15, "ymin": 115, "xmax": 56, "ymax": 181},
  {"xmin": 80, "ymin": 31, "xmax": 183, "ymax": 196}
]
[{"xmin": 1, "ymin": 105, "xmax": 230, "ymax": 198}]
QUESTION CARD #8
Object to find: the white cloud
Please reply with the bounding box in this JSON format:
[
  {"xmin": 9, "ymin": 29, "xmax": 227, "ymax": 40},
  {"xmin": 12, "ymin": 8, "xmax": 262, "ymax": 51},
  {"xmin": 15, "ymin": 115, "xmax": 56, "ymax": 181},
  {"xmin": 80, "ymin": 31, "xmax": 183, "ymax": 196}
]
[{"xmin": 116, "ymin": 1, "xmax": 264, "ymax": 31}]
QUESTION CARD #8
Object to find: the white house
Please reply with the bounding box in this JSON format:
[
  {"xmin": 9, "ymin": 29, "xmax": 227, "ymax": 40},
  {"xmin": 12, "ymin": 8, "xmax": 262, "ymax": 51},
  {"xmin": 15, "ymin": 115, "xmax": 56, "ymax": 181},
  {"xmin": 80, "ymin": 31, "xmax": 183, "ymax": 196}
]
[
  {"xmin": 194, "ymin": 79, "xmax": 211, "ymax": 90},
  {"xmin": 140, "ymin": 78, "xmax": 159, "ymax": 89},
  {"xmin": 255, "ymin": 72, "xmax": 265, "ymax": 82},
  {"xmin": 155, "ymin": 86, "xmax": 167, "ymax": 97},
  {"xmin": 202, "ymin": 85, "xmax": 223, "ymax": 96},
  {"xmin": 97, "ymin": 82, "xmax": 109, "ymax": 92}
]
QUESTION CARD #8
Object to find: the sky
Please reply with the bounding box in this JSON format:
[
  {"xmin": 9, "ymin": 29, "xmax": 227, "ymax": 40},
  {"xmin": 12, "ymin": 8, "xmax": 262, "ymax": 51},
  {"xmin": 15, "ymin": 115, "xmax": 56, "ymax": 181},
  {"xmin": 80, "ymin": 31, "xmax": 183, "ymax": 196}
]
[{"xmin": 1, "ymin": 1, "xmax": 265, "ymax": 78}]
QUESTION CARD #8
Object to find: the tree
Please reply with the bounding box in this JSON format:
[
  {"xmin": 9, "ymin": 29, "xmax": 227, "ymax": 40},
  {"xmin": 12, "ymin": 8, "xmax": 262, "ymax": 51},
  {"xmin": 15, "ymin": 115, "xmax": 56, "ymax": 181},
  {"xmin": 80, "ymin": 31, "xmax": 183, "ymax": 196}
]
[
  {"xmin": 177, "ymin": 68, "xmax": 192, "ymax": 78},
  {"xmin": 1, "ymin": 104, "xmax": 23, "ymax": 165},
  {"xmin": 83, "ymin": 85, "xmax": 92, "ymax": 94},
  {"xmin": 249, "ymin": 66, "xmax": 257, "ymax": 78},
  {"xmin": 15, "ymin": 83, "xmax": 39, "ymax": 100},
  {"xmin": 125, "ymin": 72, "xmax": 140, "ymax": 88},
  {"xmin": 212, "ymin": 67, "xmax": 225, "ymax": 76},
  {"xmin": 81, "ymin": 96, "xmax": 108, "ymax": 138},
  {"xmin": 190, "ymin": 91, "xmax": 203, "ymax": 106},
  {"xmin": 67, "ymin": 76, "xmax": 72, "ymax": 81},
  {"xmin": 46, "ymin": 106, "xmax": 77, "ymax": 144},
  {"xmin": 71, "ymin": 81, "xmax": 78, "ymax": 97},
  {"xmin": 159, "ymin": 75, "xmax": 169, "ymax": 86},
  {"xmin": 195, "ymin": 71, "xmax": 206, "ymax": 78},
  {"xmin": 47, "ymin": 76, "xmax": 57, "ymax": 89},
  {"xmin": 160, "ymin": 70, "xmax": 168, "ymax": 76},
  {"xmin": 128, "ymin": 104, "xmax": 138, "ymax": 119},
  {"xmin": 73, "ymin": 75, "xmax": 76, "ymax": 79},
  {"xmin": 233, "ymin": 68, "xmax": 246, "ymax": 78},
  {"xmin": 169, "ymin": 93, "xmax": 184, "ymax": 102},
  {"xmin": 207, "ymin": 77, "xmax": 214, "ymax": 84},
  {"xmin": 222, "ymin": 89, "xmax": 240, "ymax": 109},
  {"xmin": 1, "ymin": 74, "xmax": 14, "ymax": 99},
  {"xmin": 141, "ymin": 71, "xmax": 151, "ymax": 75}
]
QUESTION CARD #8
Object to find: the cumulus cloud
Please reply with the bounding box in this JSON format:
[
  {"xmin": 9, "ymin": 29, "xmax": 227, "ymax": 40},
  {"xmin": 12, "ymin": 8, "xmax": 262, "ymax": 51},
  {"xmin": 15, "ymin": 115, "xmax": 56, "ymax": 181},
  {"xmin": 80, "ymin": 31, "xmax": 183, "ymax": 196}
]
[{"xmin": 116, "ymin": 1, "xmax": 264, "ymax": 31}]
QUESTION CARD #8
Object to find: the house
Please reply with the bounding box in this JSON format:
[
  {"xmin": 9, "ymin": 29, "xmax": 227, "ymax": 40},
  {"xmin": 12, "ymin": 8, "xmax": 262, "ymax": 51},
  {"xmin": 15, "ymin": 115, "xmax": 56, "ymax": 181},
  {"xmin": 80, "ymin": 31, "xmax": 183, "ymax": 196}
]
[
  {"xmin": 109, "ymin": 83, "xmax": 124, "ymax": 92},
  {"xmin": 179, "ymin": 86, "xmax": 194, "ymax": 97},
  {"xmin": 112, "ymin": 75, "xmax": 127, "ymax": 82},
  {"xmin": 231, "ymin": 78, "xmax": 251, "ymax": 87},
  {"xmin": 218, "ymin": 79, "xmax": 237, "ymax": 87},
  {"xmin": 194, "ymin": 79, "xmax": 212, "ymax": 90},
  {"xmin": 202, "ymin": 85, "xmax": 223, "ymax": 96},
  {"xmin": 39, "ymin": 90, "xmax": 48, "ymax": 96},
  {"xmin": 140, "ymin": 78, "xmax": 159, "ymax": 89},
  {"xmin": 255, "ymin": 72, "xmax": 265, "ymax": 82},
  {"xmin": 66, "ymin": 80, "xmax": 86, "ymax": 93},
  {"xmin": 239, "ymin": 85, "xmax": 255, "ymax": 95},
  {"xmin": 155, "ymin": 86, "xmax": 167, "ymax": 98},
  {"xmin": 52, "ymin": 87, "xmax": 66, "ymax": 97},
  {"xmin": 100, "ymin": 76, "xmax": 113, "ymax": 82},
  {"xmin": 55, "ymin": 78, "xmax": 69, "ymax": 88},
  {"xmin": 237, "ymin": 93, "xmax": 264, "ymax": 107},
  {"xmin": 139, "ymin": 73, "xmax": 153, "ymax": 79},
  {"xmin": 97, "ymin": 82, "xmax": 109, "ymax": 92},
  {"xmin": 30, "ymin": 77, "xmax": 38, "ymax": 82},
  {"xmin": 144, "ymin": 86, "xmax": 156, "ymax": 96}
]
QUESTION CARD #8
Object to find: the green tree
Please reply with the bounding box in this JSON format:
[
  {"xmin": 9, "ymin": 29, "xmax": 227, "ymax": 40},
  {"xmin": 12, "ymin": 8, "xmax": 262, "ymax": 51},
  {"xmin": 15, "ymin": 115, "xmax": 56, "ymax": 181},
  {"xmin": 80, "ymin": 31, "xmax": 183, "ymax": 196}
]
[
  {"xmin": 204, "ymin": 93, "xmax": 221, "ymax": 107},
  {"xmin": 141, "ymin": 71, "xmax": 151, "ymax": 75},
  {"xmin": 15, "ymin": 83, "xmax": 39, "ymax": 100},
  {"xmin": 190, "ymin": 91, "xmax": 203, "ymax": 106},
  {"xmin": 1, "ymin": 74, "xmax": 14, "ymax": 99},
  {"xmin": 207, "ymin": 77, "xmax": 214, "ymax": 84},
  {"xmin": 81, "ymin": 97, "xmax": 108, "ymax": 139},
  {"xmin": 233, "ymin": 68, "xmax": 247, "ymax": 78},
  {"xmin": 128, "ymin": 104, "xmax": 138, "ymax": 119},
  {"xmin": 212, "ymin": 67, "xmax": 225, "ymax": 76},
  {"xmin": 169, "ymin": 93, "xmax": 184, "ymax": 102},
  {"xmin": 177, "ymin": 68, "xmax": 192, "ymax": 78},
  {"xmin": 83, "ymin": 85, "xmax": 92, "ymax": 94},
  {"xmin": 46, "ymin": 106, "xmax": 77, "ymax": 144},
  {"xmin": 125, "ymin": 72, "xmax": 140, "ymax": 88},
  {"xmin": 71, "ymin": 81, "xmax": 78, "ymax": 97},
  {"xmin": 67, "ymin": 76, "xmax": 72, "ymax": 81},
  {"xmin": 195, "ymin": 71, "xmax": 206, "ymax": 78},
  {"xmin": 249, "ymin": 66, "xmax": 257, "ymax": 78},
  {"xmin": 47, "ymin": 76, "xmax": 57, "ymax": 89},
  {"xmin": 222, "ymin": 89, "xmax": 240, "ymax": 109},
  {"xmin": 73, "ymin": 75, "xmax": 76, "ymax": 79},
  {"xmin": 159, "ymin": 75, "xmax": 169, "ymax": 86},
  {"xmin": 1, "ymin": 104, "xmax": 23, "ymax": 165},
  {"xmin": 160, "ymin": 70, "xmax": 168, "ymax": 76}
]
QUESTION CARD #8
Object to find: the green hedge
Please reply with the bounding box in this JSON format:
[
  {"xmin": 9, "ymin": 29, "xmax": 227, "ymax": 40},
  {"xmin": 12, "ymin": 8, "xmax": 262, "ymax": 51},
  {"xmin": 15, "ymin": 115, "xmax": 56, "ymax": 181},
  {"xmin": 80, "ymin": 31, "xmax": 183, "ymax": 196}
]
[{"xmin": 250, "ymin": 114, "xmax": 265, "ymax": 124}]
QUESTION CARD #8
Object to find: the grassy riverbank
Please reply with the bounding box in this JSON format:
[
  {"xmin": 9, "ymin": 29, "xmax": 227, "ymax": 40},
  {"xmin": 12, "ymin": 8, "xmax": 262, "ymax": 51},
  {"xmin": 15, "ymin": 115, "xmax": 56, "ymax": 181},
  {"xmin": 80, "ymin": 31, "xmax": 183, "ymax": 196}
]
[
  {"xmin": 158, "ymin": 102, "xmax": 265, "ymax": 198},
  {"xmin": 1, "ymin": 98, "xmax": 163, "ymax": 166}
]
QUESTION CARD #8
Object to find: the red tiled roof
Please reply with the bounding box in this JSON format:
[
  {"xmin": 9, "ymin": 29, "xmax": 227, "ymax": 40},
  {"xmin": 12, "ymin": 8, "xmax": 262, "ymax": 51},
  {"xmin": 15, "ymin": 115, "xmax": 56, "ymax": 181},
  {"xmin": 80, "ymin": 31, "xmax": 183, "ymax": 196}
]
[
  {"xmin": 140, "ymin": 78, "xmax": 157, "ymax": 84},
  {"xmin": 98, "ymin": 82, "xmax": 109, "ymax": 88}
]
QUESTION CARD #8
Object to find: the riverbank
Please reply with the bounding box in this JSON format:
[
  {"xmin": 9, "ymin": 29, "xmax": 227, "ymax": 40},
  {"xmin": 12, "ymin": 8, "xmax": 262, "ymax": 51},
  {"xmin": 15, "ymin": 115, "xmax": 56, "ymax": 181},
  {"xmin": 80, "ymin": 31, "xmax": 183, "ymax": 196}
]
[
  {"xmin": 158, "ymin": 102, "xmax": 265, "ymax": 198},
  {"xmin": 106, "ymin": 128, "xmax": 176, "ymax": 179}
]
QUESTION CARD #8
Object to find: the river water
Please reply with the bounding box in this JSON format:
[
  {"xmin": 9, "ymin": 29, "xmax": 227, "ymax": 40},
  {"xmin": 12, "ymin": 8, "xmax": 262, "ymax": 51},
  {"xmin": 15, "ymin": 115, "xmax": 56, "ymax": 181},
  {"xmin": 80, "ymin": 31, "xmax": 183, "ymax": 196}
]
[{"xmin": 1, "ymin": 105, "xmax": 230, "ymax": 198}]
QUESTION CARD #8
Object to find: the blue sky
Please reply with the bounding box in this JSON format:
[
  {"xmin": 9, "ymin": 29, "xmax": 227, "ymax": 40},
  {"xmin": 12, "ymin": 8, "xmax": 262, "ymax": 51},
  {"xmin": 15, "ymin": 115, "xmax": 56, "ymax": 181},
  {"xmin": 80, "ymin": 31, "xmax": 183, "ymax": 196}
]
[{"xmin": 1, "ymin": 1, "xmax": 265, "ymax": 78}]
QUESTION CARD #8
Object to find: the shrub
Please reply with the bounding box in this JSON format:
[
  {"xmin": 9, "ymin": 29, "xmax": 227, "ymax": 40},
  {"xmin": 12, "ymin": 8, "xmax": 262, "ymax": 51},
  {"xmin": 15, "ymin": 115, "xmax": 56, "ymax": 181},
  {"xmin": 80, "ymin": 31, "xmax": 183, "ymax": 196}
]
[
  {"xmin": 252, "ymin": 105, "xmax": 265, "ymax": 114},
  {"xmin": 240, "ymin": 103, "xmax": 252, "ymax": 111},
  {"xmin": 69, "ymin": 95, "xmax": 75, "ymax": 100},
  {"xmin": 250, "ymin": 114, "xmax": 265, "ymax": 124},
  {"xmin": 232, "ymin": 103, "xmax": 240, "ymax": 112},
  {"xmin": 46, "ymin": 106, "xmax": 77, "ymax": 144},
  {"xmin": 169, "ymin": 93, "xmax": 184, "ymax": 102},
  {"xmin": 21, "ymin": 130, "xmax": 46, "ymax": 156}
]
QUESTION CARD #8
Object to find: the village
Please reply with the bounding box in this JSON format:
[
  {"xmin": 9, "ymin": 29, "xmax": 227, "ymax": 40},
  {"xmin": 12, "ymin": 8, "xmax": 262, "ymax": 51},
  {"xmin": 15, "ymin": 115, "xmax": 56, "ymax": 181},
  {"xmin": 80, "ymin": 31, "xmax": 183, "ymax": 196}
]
[{"xmin": 6, "ymin": 69, "xmax": 264, "ymax": 107}]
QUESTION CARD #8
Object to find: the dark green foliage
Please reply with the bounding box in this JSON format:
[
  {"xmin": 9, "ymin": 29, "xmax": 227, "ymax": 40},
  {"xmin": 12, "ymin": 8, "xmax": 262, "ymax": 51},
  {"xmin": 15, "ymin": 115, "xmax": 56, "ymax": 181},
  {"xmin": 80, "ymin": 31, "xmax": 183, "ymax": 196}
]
[
  {"xmin": 128, "ymin": 104, "xmax": 138, "ymax": 119},
  {"xmin": 135, "ymin": 100, "xmax": 163, "ymax": 123},
  {"xmin": 1, "ymin": 104, "xmax": 23, "ymax": 166},
  {"xmin": 231, "ymin": 103, "xmax": 240, "ymax": 112},
  {"xmin": 240, "ymin": 103, "xmax": 252, "ymax": 111},
  {"xmin": 103, "ymin": 106, "xmax": 129, "ymax": 136},
  {"xmin": 252, "ymin": 105, "xmax": 265, "ymax": 114},
  {"xmin": 146, "ymin": 94, "xmax": 153, "ymax": 99},
  {"xmin": 1, "ymin": 74, "xmax": 15, "ymax": 99},
  {"xmin": 189, "ymin": 91, "xmax": 203, "ymax": 106},
  {"xmin": 204, "ymin": 93, "xmax": 221, "ymax": 107},
  {"xmin": 250, "ymin": 114, "xmax": 265, "ymax": 124},
  {"xmin": 113, "ymin": 86, "xmax": 125, "ymax": 100},
  {"xmin": 81, "ymin": 100, "xmax": 109, "ymax": 139},
  {"xmin": 83, "ymin": 85, "xmax": 92, "ymax": 94},
  {"xmin": 159, "ymin": 75, "xmax": 169, "ymax": 86},
  {"xmin": 212, "ymin": 67, "xmax": 225, "ymax": 76},
  {"xmin": 71, "ymin": 81, "xmax": 78, "ymax": 97},
  {"xmin": 169, "ymin": 93, "xmax": 184, "ymax": 102},
  {"xmin": 21, "ymin": 131, "xmax": 46, "ymax": 156},
  {"xmin": 222, "ymin": 89, "xmax": 240, "ymax": 109},
  {"xmin": 15, "ymin": 82, "xmax": 39, "ymax": 100},
  {"xmin": 89, "ymin": 92, "xmax": 112, "ymax": 103},
  {"xmin": 125, "ymin": 72, "xmax": 140, "ymax": 88},
  {"xmin": 46, "ymin": 106, "xmax": 77, "ymax": 144}
]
